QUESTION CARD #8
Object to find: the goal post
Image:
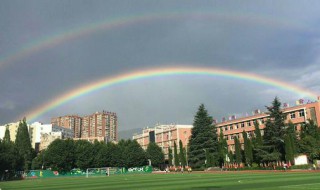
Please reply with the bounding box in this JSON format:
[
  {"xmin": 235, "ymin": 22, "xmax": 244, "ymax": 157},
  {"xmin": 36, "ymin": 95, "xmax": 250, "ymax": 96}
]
[{"xmin": 86, "ymin": 167, "xmax": 110, "ymax": 178}]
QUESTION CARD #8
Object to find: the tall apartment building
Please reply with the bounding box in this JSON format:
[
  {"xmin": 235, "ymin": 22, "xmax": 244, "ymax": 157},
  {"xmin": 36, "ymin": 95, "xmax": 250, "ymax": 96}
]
[
  {"xmin": 51, "ymin": 115, "xmax": 82, "ymax": 138},
  {"xmin": 216, "ymin": 97, "xmax": 320, "ymax": 152},
  {"xmin": 133, "ymin": 124, "xmax": 193, "ymax": 159},
  {"xmin": 81, "ymin": 111, "xmax": 118, "ymax": 142}
]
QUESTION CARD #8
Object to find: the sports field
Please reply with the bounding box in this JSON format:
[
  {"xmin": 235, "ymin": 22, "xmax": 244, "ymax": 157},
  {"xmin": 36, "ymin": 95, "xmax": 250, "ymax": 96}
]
[{"xmin": 0, "ymin": 171, "xmax": 319, "ymax": 190}]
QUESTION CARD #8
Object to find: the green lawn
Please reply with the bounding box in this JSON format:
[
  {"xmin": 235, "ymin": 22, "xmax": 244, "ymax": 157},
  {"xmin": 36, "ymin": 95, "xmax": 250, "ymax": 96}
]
[{"xmin": 1, "ymin": 172, "xmax": 319, "ymax": 190}]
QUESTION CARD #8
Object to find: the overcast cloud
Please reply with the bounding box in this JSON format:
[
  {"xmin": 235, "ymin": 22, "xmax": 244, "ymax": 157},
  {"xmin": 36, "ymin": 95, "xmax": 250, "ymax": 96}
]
[{"xmin": 1, "ymin": 0, "xmax": 320, "ymax": 131}]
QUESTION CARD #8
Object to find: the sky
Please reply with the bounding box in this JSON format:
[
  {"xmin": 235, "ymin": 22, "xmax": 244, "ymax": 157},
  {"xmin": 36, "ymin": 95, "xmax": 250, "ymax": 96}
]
[{"xmin": 1, "ymin": 0, "xmax": 320, "ymax": 131}]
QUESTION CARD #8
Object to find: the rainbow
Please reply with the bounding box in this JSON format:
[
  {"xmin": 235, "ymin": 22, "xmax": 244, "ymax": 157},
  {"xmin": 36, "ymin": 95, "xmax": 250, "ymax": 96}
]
[
  {"xmin": 20, "ymin": 66, "xmax": 318, "ymax": 122},
  {"xmin": 0, "ymin": 11, "xmax": 302, "ymax": 69}
]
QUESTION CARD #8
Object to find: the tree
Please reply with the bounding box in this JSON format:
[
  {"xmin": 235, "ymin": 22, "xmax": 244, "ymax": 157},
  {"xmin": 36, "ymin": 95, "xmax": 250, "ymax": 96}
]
[
  {"xmin": 178, "ymin": 140, "xmax": 186, "ymax": 167},
  {"xmin": 259, "ymin": 97, "xmax": 286, "ymax": 163},
  {"xmin": 218, "ymin": 131, "xmax": 228, "ymax": 166},
  {"xmin": 298, "ymin": 120, "xmax": 320, "ymax": 161},
  {"xmin": 15, "ymin": 118, "xmax": 34, "ymax": 171},
  {"xmin": 242, "ymin": 131, "xmax": 253, "ymax": 166},
  {"xmin": 146, "ymin": 142, "xmax": 165, "ymax": 168},
  {"xmin": 252, "ymin": 121, "xmax": 263, "ymax": 147},
  {"xmin": 124, "ymin": 140, "xmax": 147, "ymax": 168},
  {"xmin": 284, "ymin": 134, "xmax": 294, "ymax": 163},
  {"xmin": 74, "ymin": 140, "xmax": 94, "ymax": 170},
  {"xmin": 168, "ymin": 147, "xmax": 173, "ymax": 166},
  {"xmin": 45, "ymin": 139, "xmax": 76, "ymax": 172},
  {"xmin": 173, "ymin": 141, "xmax": 179, "ymax": 166},
  {"xmin": 234, "ymin": 136, "xmax": 242, "ymax": 164},
  {"xmin": 3, "ymin": 126, "xmax": 11, "ymax": 143},
  {"xmin": 189, "ymin": 104, "xmax": 219, "ymax": 169}
]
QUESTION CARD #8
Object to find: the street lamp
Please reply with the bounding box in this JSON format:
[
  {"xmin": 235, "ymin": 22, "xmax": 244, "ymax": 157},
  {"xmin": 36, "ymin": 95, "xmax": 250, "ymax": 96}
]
[{"xmin": 203, "ymin": 149, "xmax": 207, "ymax": 168}]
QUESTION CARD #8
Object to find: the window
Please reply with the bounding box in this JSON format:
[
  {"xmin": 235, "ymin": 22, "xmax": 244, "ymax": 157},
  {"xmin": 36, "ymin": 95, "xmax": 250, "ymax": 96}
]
[
  {"xmin": 230, "ymin": 126, "xmax": 233, "ymax": 130},
  {"xmin": 299, "ymin": 110, "xmax": 305, "ymax": 117},
  {"xmin": 247, "ymin": 121, "xmax": 251, "ymax": 127},
  {"xmin": 290, "ymin": 112, "xmax": 296, "ymax": 119},
  {"xmin": 241, "ymin": 123, "xmax": 245, "ymax": 128}
]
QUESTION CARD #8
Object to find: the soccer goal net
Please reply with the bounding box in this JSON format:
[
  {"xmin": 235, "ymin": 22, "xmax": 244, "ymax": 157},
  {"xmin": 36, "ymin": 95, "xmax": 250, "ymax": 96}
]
[{"xmin": 85, "ymin": 167, "xmax": 122, "ymax": 178}]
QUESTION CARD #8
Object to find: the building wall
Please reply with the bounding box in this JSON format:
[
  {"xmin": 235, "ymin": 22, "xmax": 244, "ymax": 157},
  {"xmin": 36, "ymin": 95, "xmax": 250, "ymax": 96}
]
[
  {"xmin": 133, "ymin": 124, "xmax": 193, "ymax": 159},
  {"xmin": 52, "ymin": 111, "xmax": 118, "ymax": 141},
  {"xmin": 0, "ymin": 122, "xmax": 20, "ymax": 142},
  {"xmin": 216, "ymin": 100, "xmax": 320, "ymax": 152},
  {"xmin": 51, "ymin": 115, "xmax": 81, "ymax": 138},
  {"xmin": 40, "ymin": 132, "xmax": 62, "ymax": 151},
  {"xmin": 80, "ymin": 111, "xmax": 118, "ymax": 141}
]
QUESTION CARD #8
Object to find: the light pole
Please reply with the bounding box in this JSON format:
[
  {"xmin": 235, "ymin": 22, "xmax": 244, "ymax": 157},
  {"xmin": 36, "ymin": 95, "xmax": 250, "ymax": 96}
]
[
  {"xmin": 185, "ymin": 144, "xmax": 188, "ymax": 167},
  {"xmin": 203, "ymin": 149, "xmax": 207, "ymax": 168}
]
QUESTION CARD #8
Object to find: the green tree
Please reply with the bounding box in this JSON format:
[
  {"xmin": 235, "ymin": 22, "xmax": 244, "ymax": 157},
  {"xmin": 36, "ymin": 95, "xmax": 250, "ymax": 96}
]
[
  {"xmin": 3, "ymin": 126, "xmax": 11, "ymax": 143},
  {"xmin": 234, "ymin": 136, "xmax": 242, "ymax": 164},
  {"xmin": 45, "ymin": 139, "xmax": 76, "ymax": 172},
  {"xmin": 242, "ymin": 131, "xmax": 253, "ymax": 166},
  {"xmin": 15, "ymin": 118, "xmax": 34, "ymax": 171},
  {"xmin": 168, "ymin": 147, "xmax": 173, "ymax": 166},
  {"xmin": 252, "ymin": 121, "xmax": 263, "ymax": 147},
  {"xmin": 259, "ymin": 97, "xmax": 286, "ymax": 163},
  {"xmin": 298, "ymin": 120, "xmax": 320, "ymax": 161},
  {"xmin": 178, "ymin": 140, "xmax": 186, "ymax": 166},
  {"xmin": 146, "ymin": 142, "xmax": 165, "ymax": 168},
  {"xmin": 284, "ymin": 134, "xmax": 294, "ymax": 163},
  {"xmin": 173, "ymin": 141, "xmax": 179, "ymax": 166},
  {"xmin": 218, "ymin": 131, "xmax": 228, "ymax": 167},
  {"xmin": 189, "ymin": 104, "xmax": 219, "ymax": 169},
  {"xmin": 125, "ymin": 140, "xmax": 147, "ymax": 167},
  {"xmin": 74, "ymin": 140, "xmax": 94, "ymax": 170}
]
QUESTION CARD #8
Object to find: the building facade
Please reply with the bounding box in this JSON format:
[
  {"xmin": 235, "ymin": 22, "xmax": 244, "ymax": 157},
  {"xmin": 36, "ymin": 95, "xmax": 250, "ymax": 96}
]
[
  {"xmin": 80, "ymin": 111, "xmax": 118, "ymax": 142},
  {"xmin": 216, "ymin": 98, "xmax": 320, "ymax": 152},
  {"xmin": 51, "ymin": 115, "xmax": 82, "ymax": 138},
  {"xmin": 0, "ymin": 122, "xmax": 20, "ymax": 142},
  {"xmin": 133, "ymin": 124, "xmax": 193, "ymax": 159},
  {"xmin": 51, "ymin": 111, "xmax": 118, "ymax": 141}
]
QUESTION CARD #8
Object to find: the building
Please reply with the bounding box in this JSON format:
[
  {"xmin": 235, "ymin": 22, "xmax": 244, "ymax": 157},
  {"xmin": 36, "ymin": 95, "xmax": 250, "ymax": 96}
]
[
  {"xmin": 51, "ymin": 115, "xmax": 82, "ymax": 138},
  {"xmin": 216, "ymin": 97, "xmax": 320, "ymax": 152},
  {"xmin": 29, "ymin": 122, "xmax": 74, "ymax": 151},
  {"xmin": 52, "ymin": 111, "xmax": 118, "ymax": 141},
  {"xmin": 133, "ymin": 124, "xmax": 193, "ymax": 159},
  {"xmin": 0, "ymin": 122, "xmax": 20, "ymax": 142},
  {"xmin": 29, "ymin": 122, "xmax": 52, "ymax": 151},
  {"xmin": 39, "ymin": 132, "xmax": 63, "ymax": 151},
  {"xmin": 81, "ymin": 111, "xmax": 118, "ymax": 142}
]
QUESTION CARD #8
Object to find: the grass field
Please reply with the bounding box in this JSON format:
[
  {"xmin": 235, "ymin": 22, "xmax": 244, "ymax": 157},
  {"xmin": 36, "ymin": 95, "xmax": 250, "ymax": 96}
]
[{"xmin": 1, "ymin": 171, "xmax": 320, "ymax": 190}]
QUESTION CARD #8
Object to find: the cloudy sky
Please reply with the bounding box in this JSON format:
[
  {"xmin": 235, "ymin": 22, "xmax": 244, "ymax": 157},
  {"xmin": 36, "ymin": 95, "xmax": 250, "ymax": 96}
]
[{"xmin": 1, "ymin": 1, "xmax": 320, "ymax": 131}]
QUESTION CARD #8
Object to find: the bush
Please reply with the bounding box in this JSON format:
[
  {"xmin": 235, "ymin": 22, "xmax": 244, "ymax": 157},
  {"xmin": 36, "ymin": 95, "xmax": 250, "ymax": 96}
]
[{"xmin": 290, "ymin": 164, "xmax": 311, "ymax": 170}]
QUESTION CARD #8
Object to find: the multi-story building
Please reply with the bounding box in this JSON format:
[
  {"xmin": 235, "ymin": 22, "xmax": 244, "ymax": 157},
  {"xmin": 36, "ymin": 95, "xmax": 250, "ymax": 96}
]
[
  {"xmin": 133, "ymin": 124, "xmax": 193, "ymax": 160},
  {"xmin": 81, "ymin": 111, "xmax": 118, "ymax": 142},
  {"xmin": 29, "ymin": 122, "xmax": 74, "ymax": 151},
  {"xmin": 51, "ymin": 115, "xmax": 82, "ymax": 138},
  {"xmin": 216, "ymin": 97, "xmax": 320, "ymax": 152},
  {"xmin": 51, "ymin": 111, "xmax": 118, "ymax": 141}
]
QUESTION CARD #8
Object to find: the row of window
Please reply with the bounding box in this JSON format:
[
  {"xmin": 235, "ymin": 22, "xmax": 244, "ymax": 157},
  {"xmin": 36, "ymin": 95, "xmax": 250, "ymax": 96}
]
[
  {"xmin": 289, "ymin": 110, "xmax": 305, "ymax": 119},
  {"xmin": 222, "ymin": 131, "xmax": 259, "ymax": 141},
  {"xmin": 220, "ymin": 110, "xmax": 305, "ymax": 132},
  {"xmin": 220, "ymin": 119, "xmax": 265, "ymax": 131}
]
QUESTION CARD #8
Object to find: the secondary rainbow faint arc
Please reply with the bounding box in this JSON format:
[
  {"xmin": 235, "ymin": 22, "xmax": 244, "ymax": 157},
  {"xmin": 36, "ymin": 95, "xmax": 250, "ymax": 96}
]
[
  {"xmin": 0, "ymin": 11, "xmax": 302, "ymax": 69},
  {"xmin": 21, "ymin": 67, "xmax": 318, "ymax": 122}
]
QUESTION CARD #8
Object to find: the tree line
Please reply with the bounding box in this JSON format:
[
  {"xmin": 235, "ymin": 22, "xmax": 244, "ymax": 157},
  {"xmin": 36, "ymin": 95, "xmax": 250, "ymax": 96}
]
[{"xmin": 187, "ymin": 98, "xmax": 320, "ymax": 170}]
